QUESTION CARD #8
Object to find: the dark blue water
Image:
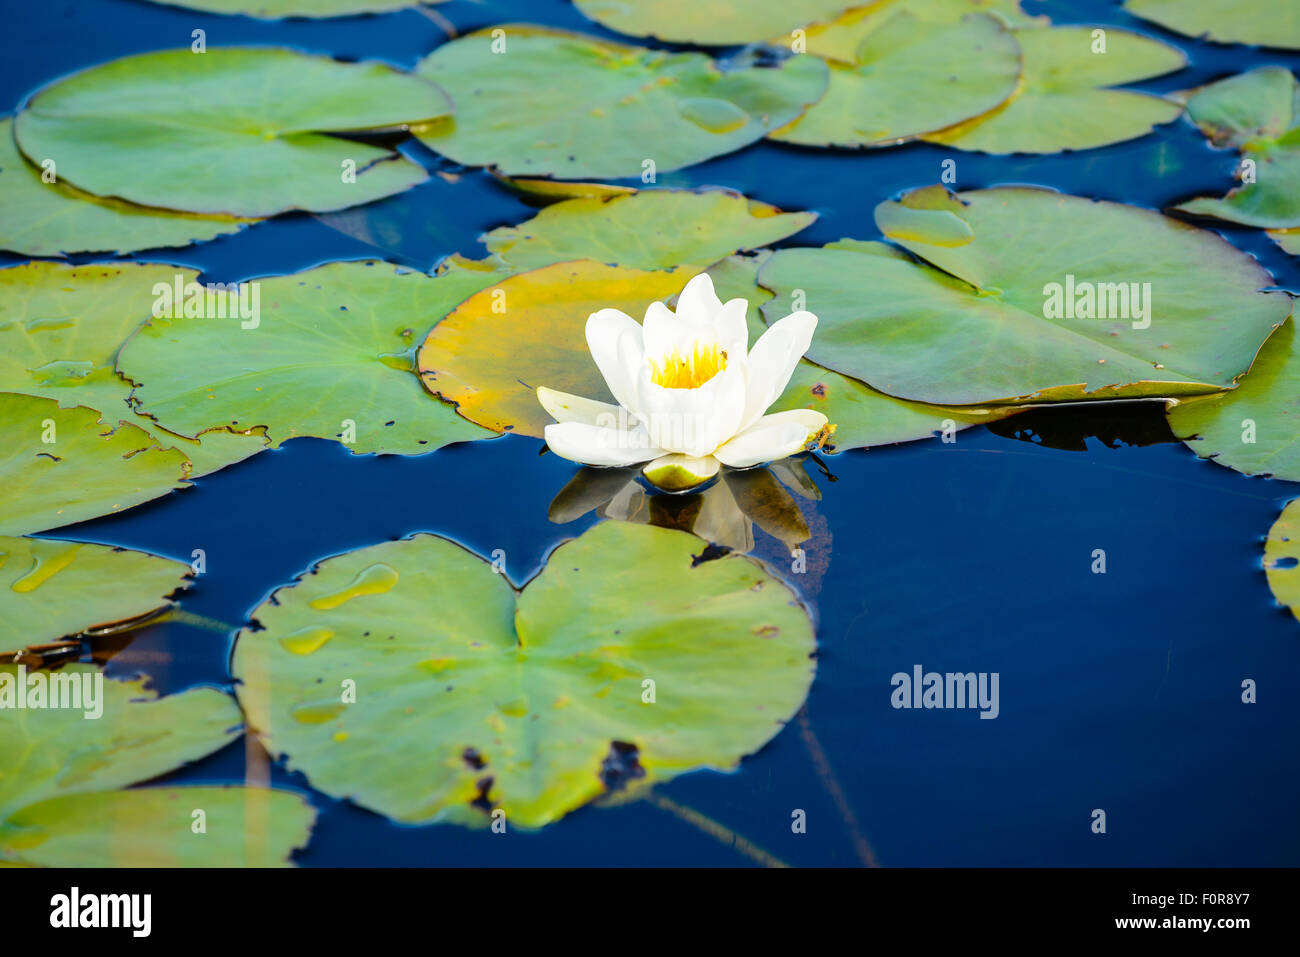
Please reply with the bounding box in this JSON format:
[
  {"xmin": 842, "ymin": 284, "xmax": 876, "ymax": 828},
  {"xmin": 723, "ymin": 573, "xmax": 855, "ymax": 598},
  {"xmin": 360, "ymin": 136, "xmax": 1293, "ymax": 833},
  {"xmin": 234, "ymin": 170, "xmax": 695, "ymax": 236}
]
[{"xmin": 5, "ymin": 0, "xmax": 1299, "ymax": 866}]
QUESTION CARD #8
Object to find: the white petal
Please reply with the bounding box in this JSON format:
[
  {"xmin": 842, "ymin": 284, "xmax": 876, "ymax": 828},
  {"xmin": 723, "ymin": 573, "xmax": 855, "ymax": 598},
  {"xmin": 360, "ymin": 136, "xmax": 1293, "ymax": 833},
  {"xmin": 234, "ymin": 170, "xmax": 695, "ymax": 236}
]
[
  {"xmin": 712, "ymin": 297, "xmax": 751, "ymax": 359},
  {"xmin": 635, "ymin": 360, "xmax": 747, "ymax": 458},
  {"xmin": 586, "ymin": 308, "xmax": 644, "ymax": 413},
  {"xmin": 739, "ymin": 311, "xmax": 817, "ymax": 431},
  {"xmin": 673, "ymin": 272, "xmax": 723, "ymax": 323},
  {"xmin": 536, "ymin": 387, "xmax": 625, "ymax": 428},
  {"xmin": 712, "ymin": 409, "xmax": 828, "ymax": 469},
  {"xmin": 642, "ymin": 453, "xmax": 720, "ymax": 491},
  {"xmin": 543, "ymin": 421, "xmax": 664, "ymax": 467}
]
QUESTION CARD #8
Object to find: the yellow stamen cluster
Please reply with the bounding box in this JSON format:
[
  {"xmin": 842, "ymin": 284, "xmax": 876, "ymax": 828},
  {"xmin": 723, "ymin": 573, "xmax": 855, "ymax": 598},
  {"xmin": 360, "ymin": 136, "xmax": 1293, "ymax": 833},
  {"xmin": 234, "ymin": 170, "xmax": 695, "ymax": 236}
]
[{"xmin": 648, "ymin": 341, "xmax": 728, "ymax": 390}]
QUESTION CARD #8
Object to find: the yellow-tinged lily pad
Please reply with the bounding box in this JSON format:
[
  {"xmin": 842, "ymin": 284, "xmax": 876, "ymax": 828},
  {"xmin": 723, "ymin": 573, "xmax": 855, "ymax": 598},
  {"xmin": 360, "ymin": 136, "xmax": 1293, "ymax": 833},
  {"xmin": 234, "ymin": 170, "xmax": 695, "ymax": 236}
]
[
  {"xmin": 1175, "ymin": 68, "xmax": 1300, "ymax": 229},
  {"xmin": 14, "ymin": 48, "xmax": 447, "ymax": 217},
  {"xmin": 758, "ymin": 186, "xmax": 1290, "ymax": 406},
  {"xmin": 140, "ymin": 0, "xmax": 431, "ymax": 17},
  {"xmin": 413, "ymin": 26, "xmax": 828, "ymax": 179},
  {"xmin": 708, "ymin": 251, "xmax": 1019, "ymax": 449},
  {"xmin": 481, "ymin": 189, "xmax": 815, "ymax": 272},
  {"xmin": 574, "ymin": 0, "xmax": 859, "ymax": 45},
  {"xmin": 1124, "ymin": 0, "xmax": 1300, "ymax": 51},
  {"xmin": 0, "ymin": 262, "xmax": 268, "ymax": 478},
  {"xmin": 768, "ymin": 7, "xmax": 1021, "ymax": 148},
  {"xmin": 1272, "ymin": 229, "xmax": 1300, "ymax": 256},
  {"xmin": 924, "ymin": 26, "xmax": 1186, "ymax": 154},
  {"xmin": 417, "ymin": 260, "xmax": 699, "ymax": 436},
  {"xmin": 1167, "ymin": 318, "xmax": 1300, "ymax": 482},
  {"xmin": 0, "ymin": 536, "xmax": 190, "ymax": 655},
  {"xmin": 232, "ymin": 521, "xmax": 816, "ymax": 829},
  {"xmin": 117, "ymin": 261, "xmax": 506, "ymax": 455},
  {"xmin": 0, "ymin": 394, "xmax": 190, "ymax": 536},
  {"xmin": 1265, "ymin": 498, "xmax": 1300, "ymax": 623},
  {"xmin": 0, "ymin": 118, "xmax": 253, "ymax": 257},
  {"xmin": 0, "ymin": 667, "xmax": 315, "ymax": 867}
]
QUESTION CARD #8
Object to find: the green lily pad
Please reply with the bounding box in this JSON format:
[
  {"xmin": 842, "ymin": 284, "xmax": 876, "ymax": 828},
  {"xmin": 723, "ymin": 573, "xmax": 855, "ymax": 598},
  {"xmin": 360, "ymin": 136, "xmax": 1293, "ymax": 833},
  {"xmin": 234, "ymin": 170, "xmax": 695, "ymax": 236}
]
[
  {"xmin": 141, "ymin": 0, "xmax": 426, "ymax": 17},
  {"xmin": 1265, "ymin": 497, "xmax": 1300, "ymax": 623},
  {"xmin": 1174, "ymin": 68, "xmax": 1300, "ymax": 229},
  {"xmin": 0, "ymin": 118, "xmax": 252, "ymax": 256},
  {"xmin": 14, "ymin": 47, "xmax": 447, "ymax": 217},
  {"xmin": 0, "ymin": 262, "xmax": 268, "ymax": 478},
  {"xmin": 418, "ymin": 260, "xmax": 698, "ymax": 436},
  {"xmin": 573, "ymin": 0, "xmax": 858, "ymax": 45},
  {"xmin": 768, "ymin": 8, "xmax": 1021, "ymax": 147},
  {"xmin": 757, "ymin": 186, "xmax": 1290, "ymax": 406},
  {"xmin": 924, "ymin": 26, "xmax": 1186, "ymax": 154},
  {"xmin": 708, "ymin": 251, "xmax": 1019, "ymax": 449},
  {"xmin": 0, "ymin": 394, "xmax": 190, "ymax": 536},
  {"xmin": 233, "ymin": 520, "xmax": 815, "ymax": 828},
  {"xmin": 0, "ymin": 536, "xmax": 190, "ymax": 654},
  {"xmin": 1167, "ymin": 318, "xmax": 1300, "ymax": 481},
  {"xmin": 481, "ymin": 189, "xmax": 816, "ymax": 272},
  {"xmin": 1272, "ymin": 229, "xmax": 1300, "ymax": 255},
  {"xmin": 0, "ymin": 667, "xmax": 313, "ymax": 866},
  {"xmin": 1124, "ymin": 0, "xmax": 1300, "ymax": 50},
  {"xmin": 3, "ymin": 785, "xmax": 315, "ymax": 867},
  {"xmin": 118, "ymin": 261, "xmax": 504, "ymax": 455},
  {"xmin": 413, "ymin": 26, "xmax": 828, "ymax": 179}
]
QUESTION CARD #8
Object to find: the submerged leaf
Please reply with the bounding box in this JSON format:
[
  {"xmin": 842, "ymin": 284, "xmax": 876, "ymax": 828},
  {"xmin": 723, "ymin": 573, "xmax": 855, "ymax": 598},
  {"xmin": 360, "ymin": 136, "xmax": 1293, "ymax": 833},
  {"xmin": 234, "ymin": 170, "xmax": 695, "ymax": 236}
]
[
  {"xmin": 0, "ymin": 394, "xmax": 190, "ymax": 536},
  {"xmin": 232, "ymin": 521, "xmax": 815, "ymax": 828},
  {"xmin": 118, "ymin": 261, "xmax": 504, "ymax": 455},
  {"xmin": 759, "ymin": 186, "xmax": 1290, "ymax": 406},
  {"xmin": 1265, "ymin": 498, "xmax": 1300, "ymax": 624},
  {"xmin": 14, "ymin": 48, "xmax": 447, "ymax": 216},
  {"xmin": 0, "ymin": 536, "xmax": 190, "ymax": 654},
  {"xmin": 413, "ymin": 26, "xmax": 828, "ymax": 179}
]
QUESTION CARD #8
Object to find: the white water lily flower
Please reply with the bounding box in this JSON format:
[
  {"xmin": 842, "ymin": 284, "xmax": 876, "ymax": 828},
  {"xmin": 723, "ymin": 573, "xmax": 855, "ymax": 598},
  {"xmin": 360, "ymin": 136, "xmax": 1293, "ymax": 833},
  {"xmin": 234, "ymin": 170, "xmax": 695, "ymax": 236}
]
[{"xmin": 537, "ymin": 272, "xmax": 830, "ymax": 491}]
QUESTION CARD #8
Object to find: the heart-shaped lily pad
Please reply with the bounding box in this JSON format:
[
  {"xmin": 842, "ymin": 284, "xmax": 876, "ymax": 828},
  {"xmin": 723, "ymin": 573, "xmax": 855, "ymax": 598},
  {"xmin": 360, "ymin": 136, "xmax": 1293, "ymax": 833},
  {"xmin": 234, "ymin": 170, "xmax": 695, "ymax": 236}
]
[
  {"xmin": 233, "ymin": 520, "xmax": 815, "ymax": 828},
  {"xmin": 1265, "ymin": 497, "xmax": 1300, "ymax": 623},
  {"xmin": 417, "ymin": 260, "xmax": 698, "ymax": 436},
  {"xmin": 574, "ymin": 0, "xmax": 858, "ymax": 45},
  {"xmin": 481, "ymin": 189, "xmax": 815, "ymax": 272},
  {"xmin": 0, "ymin": 262, "xmax": 268, "ymax": 478},
  {"xmin": 0, "ymin": 536, "xmax": 190, "ymax": 654},
  {"xmin": 0, "ymin": 394, "xmax": 190, "ymax": 536},
  {"xmin": 0, "ymin": 667, "xmax": 314, "ymax": 866},
  {"xmin": 413, "ymin": 26, "xmax": 828, "ymax": 179},
  {"xmin": 14, "ymin": 47, "xmax": 447, "ymax": 217},
  {"xmin": 768, "ymin": 8, "xmax": 1021, "ymax": 147},
  {"xmin": 0, "ymin": 118, "xmax": 253, "ymax": 256},
  {"xmin": 924, "ymin": 26, "xmax": 1186, "ymax": 154},
  {"xmin": 1167, "ymin": 318, "xmax": 1300, "ymax": 481},
  {"xmin": 1124, "ymin": 0, "xmax": 1300, "ymax": 51},
  {"xmin": 118, "ymin": 261, "xmax": 505, "ymax": 455},
  {"xmin": 1175, "ymin": 68, "xmax": 1300, "ymax": 229},
  {"xmin": 759, "ymin": 186, "xmax": 1290, "ymax": 406},
  {"xmin": 707, "ymin": 251, "xmax": 1020, "ymax": 449}
]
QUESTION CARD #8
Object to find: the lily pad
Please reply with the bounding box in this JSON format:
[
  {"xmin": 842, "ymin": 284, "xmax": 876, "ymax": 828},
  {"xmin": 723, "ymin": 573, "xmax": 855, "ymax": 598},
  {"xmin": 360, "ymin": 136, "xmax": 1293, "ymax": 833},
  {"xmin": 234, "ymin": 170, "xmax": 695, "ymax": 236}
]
[
  {"xmin": 0, "ymin": 394, "xmax": 190, "ymax": 536},
  {"xmin": 418, "ymin": 260, "xmax": 698, "ymax": 436},
  {"xmin": 574, "ymin": 0, "xmax": 859, "ymax": 45},
  {"xmin": 1124, "ymin": 0, "xmax": 1300, "ymax": 51},
  {"xmin": 1167, "ymin": 319, "xmax": 1300, "ymax": 481},
  {"xmin": 768, "ymin": 9, "xmax": 1021, "ymax": 148},
  {"xmin": 118, "ymin": 261, "xmax": 504, "ymax": 455},
  {"xmin": 1174, "ymin": 68, "xmax": 1300, "ymax": 229},
  {"xmin": 1272, "ymin": 229, "xmax": 1300, "ymax": 256},
  {"xmin": 0, "ymin": 667, "xmax": 314, "ymax": 866},
  {"xmin": 0, "ymin": 118, "xmax": 252, "ymax": 256},
  {"xmin": 708, "ymin": 252, "xmax": 1019, "ymax": 449},
  {"xmin": 758, "ymin": 186, "xmax": 1290, "ymax": 406},
  {"xmin": 413, "ymin": 26, "xmax": 828, "ymax": 179},
  {"xmin": 924, "ymin": 26, "xmax": 1186, "ymax": 154},
  {"xmin": 0, "ymin": 536, "xmax": 190, "ymax": 654},
  {"xmin": 0, "ymin": 262, "xmax": 268, "ymax": 477},
  {"xmin": 1265, "ymin": 498, "xmax": 1300, "ymax": 623},
  {"xmin": 141, "ymin": 0, "xmax": 426, "ymax": 17},
  {"xmin": 14, "ymin": 47, "xmax": 447, "ymax": 217},
  {"xmin": 481, "ymin": 189, "xmax": 816, "ymax": 272},
  {"xmin": 232, "ymin": 520, "xmax": 816, "ymax": 828}
]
